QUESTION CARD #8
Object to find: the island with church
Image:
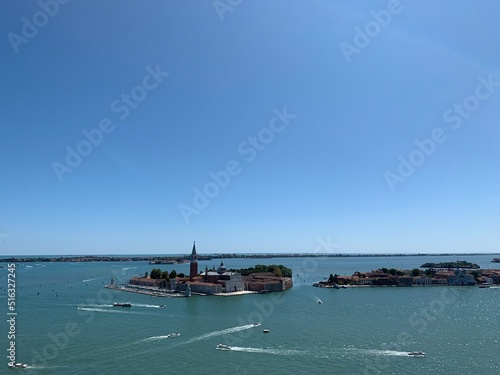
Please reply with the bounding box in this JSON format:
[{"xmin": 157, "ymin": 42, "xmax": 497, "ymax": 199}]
[
  {"xmin": 106, "ymin": 242, "xmax": 293, "ymax": 296},
  {"xmin": 313, "ymin": 261, "xmax": 500, "ymax": 288}
]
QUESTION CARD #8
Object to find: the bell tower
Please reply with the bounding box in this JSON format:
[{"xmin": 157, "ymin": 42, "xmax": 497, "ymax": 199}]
[{"xmin": 189, "ymin": 241, "xmax": 198, "ymax": 281}]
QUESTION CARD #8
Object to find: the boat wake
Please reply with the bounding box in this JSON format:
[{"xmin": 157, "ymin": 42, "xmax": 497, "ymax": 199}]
[
  {"xmin": 138, "ymin": 333, "xmax": 180, "ymax": 343},
  {"xmin": 77, "ymin": 307, "xmax": 130, "ymax": 314},
  {"xmin": 82, "ymin": 278, "xmax": 101, "ymax": 283},
  {"xmin": 227, "ymin": 346, "xmax": 306, "ymax": 356},
  {"xmin": 133, "ymin": 303, "xmax": 166, "ymax": 309},
  {"xmin": 180, "ymin": 324, "xmax": 257, "ymax": 345},
  {"xmin": 345, "ymin": 348, "xmax": 412, "ymax": 357}
]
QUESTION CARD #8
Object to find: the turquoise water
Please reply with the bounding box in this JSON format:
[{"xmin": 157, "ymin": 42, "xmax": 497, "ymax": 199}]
[{"xmin": 1, "ymin": 255, "xmax": 499, "ymax": 374}]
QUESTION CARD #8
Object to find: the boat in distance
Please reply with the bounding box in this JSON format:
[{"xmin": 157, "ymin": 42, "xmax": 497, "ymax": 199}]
[
  {"xmin": 216, "ymin": 344, "xmax": 232, "ymax": 351},
  {"xmin": 408, "ymin": 351, "xmax": 426, "ymax": 357},
  {"xmin": 113, "ymin": 303, "xmax": 132, "ymax": 307},
  {"xmin": 9, "ymin": 363, "xmax": 28, "ymax": 368}
]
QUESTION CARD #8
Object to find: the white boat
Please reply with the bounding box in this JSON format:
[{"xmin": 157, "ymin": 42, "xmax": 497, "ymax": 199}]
[
  {"xmin": 9, "ymin": 363, "xmax": 28, "ymax": 368},
  {"xmin": 263, "ymin": 329, "xmax": 270, "ymax": 333},
  {"xmin": 253, "ymin": 323, "xmax": 261, "ymax": 327},
  {"xmin": 216, "ymin": 344, "xmax": 232, "ymax": 350},
  {"xmin": 169, "ymin": 332, "xmax": 180, "ymax": 337},
  {"xmin": 408, "ymin": 351, "xmax": 425, "ymax": 357}
]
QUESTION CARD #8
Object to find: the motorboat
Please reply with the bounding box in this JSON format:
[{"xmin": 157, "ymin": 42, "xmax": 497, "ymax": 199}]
[
  {"xmin": 408, "ymin": 351, "xmax": 425, "ymax": 357},
  {"xmin": 263, "ymin": 329, "xmax": 270, "ymax": 333},
  {"xmin": 318, "ymin": 299, "xmax": 322, "ymax": 304},
  {"xmin": 479, "ymin": 284, "xmax": 490, "ymax": 288},
  {"xmin": 253, "ymin": 323, "xmax": 261, "ymax": 327},
  {"xmin": 9, "ymin": 363, "xmax": 28, "ymax": 368},
  {"xmin": 169, "ymin": 332, "xmax": 180, "ymax": 337},
  {"xmin": 158, "ymin": 305, "xmax": 167, "ymax": 308},
  {"xmin": 112, "ymin": 303, "xmax": 131, "ymax": 307},
  {"xmin": 216, "ymin": 344, "xmax": 232, "ymax": 350}
]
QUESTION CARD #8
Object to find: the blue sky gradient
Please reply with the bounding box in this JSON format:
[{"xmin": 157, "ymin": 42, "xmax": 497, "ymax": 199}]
[{"xmin": 1, "ymin": 0, "xmax": 499, "ymax": 255}]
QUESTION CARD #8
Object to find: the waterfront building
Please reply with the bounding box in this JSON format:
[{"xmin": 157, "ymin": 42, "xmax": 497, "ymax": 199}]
[
  {"xmin": 448, "ymin": 268, "xmax": 476, "ymax": 286},
  {"xmin": 413, "ymin": 276, "xmax": 432, "ymax": 285}
]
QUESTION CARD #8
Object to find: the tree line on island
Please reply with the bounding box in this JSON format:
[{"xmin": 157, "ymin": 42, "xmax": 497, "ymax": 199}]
[{"xmin": 145, "ymin": 264, "xmax": 292, "ymax": 282}]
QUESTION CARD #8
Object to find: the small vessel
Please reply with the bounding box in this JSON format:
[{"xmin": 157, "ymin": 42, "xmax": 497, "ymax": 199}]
[
  {"xmin": 9, "ymin": 363, "xmax": 28, "ymax": 368},
  {"xmin": 113, "ymin": 303, "xmax": 132, "ymax": 307},
  {"xmin": 158, "ymin": 305, "xmax": 167, "ymax": 308},
  {"xmin": 253, "ymin": 323, "xmax": 261, "ymax": 327},
  {"xmin": 318, "ymin": 299, "xmax": 322, "ymax": 304},
  {"xmin": 408, "ymin": 351, "xmax": 425, "ymax": 357},
  {"xmin": 169, "ymin": 332, "xmax": 180, "ymax": 337},
  {"xmin": 479, "ymin": 284, "xmax": 490, "ymax": 288},
  {"xmin": 216, "ymin": 344, "xmax": 232, "ymax": 350},
  {"xmin": 263, "ymin": 329, "xmax": 270, "ymax": 333}
]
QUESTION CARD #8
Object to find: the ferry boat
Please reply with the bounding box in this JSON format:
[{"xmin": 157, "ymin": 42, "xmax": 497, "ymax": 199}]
[
  {"xmin": 408, "ymin": 351, "xmax": 425, "ymax": 357},
  {"xmin": 113, "ymin": 303, "xmax": 132, "ymax": 307}
]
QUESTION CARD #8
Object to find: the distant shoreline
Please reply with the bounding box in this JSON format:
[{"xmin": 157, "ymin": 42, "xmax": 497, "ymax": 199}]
[{"xmin": 1, "ymin": 253, "xmax": 500, "ymax": 263}]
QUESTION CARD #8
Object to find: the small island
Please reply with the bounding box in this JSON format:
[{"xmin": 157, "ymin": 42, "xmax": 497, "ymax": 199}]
[
  {"xmin": 314, "ymin": 264, "xmax": 500, "ymax": 287},
  {"xmin": 107, "ymin": 243, "xmax": 293, "ymax": 296},
  {"xmin": 420, "ymin": 260, "xmax": 479, "ymax": 269}
]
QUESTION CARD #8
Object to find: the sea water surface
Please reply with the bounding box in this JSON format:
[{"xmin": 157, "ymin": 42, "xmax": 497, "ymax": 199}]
[{"xmin": 1, "ymin": 255, "xmax": 499, "ymax": 374}]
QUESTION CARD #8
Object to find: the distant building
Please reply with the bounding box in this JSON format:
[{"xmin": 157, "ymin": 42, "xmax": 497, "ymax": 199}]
[{"xmin": 448, "ymin": 268, "xmax": 476, "ymax": 286}]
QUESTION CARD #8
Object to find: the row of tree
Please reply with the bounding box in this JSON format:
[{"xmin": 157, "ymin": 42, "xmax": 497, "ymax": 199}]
[
  {"xmin": 236, "ymin": 264, "xmax": 292, "ymax": 278},
  {"xmin": 146, "ymin": 268, "xmax": 185, "ymax": 280}
]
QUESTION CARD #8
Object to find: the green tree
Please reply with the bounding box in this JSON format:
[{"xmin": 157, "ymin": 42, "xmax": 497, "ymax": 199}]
[
  {"xmin": 273, "ymin": 266, "xmax": 282, "ymax": 277},
  {"xmin": 381, "ymin": 268, "xmax": 388, "ymax": 274},
  {"xmin": 169, "ymin": 270, "xmax": 177, "ymax": 279},
  {"xmin": 411, "ymin": 268, "xmax": 420, "ymax": 277},
  {"xmin": 388, "ymin": 268, "xmax": 397, "ymax": 276}
]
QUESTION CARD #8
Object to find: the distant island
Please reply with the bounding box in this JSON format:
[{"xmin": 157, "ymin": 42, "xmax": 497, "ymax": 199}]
[
  {"xmin": 314, "ymin": 265, "xmax": 500, "ymax": 287},
  {"xmin": 420, "ymin": 260, "xmax": 480, "ymax": 269},
  {"xmin": 3, "ymin": 253, "xmax": 500, "ymax": 263}
]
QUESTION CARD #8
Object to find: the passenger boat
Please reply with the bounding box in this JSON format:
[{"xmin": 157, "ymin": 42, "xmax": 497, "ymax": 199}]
[
  {"xmin": 9, "ymin": 363, "xmax": 28, "ymax": 368},
  {"xmin": 112, "ymin": 303, "xmax": 132, "ymax": 307}
]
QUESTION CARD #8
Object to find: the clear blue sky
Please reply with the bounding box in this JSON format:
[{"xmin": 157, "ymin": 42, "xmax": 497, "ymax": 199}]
[{"xmin": 1, "ymin": 0, "xmax": 499, "ymax": 255}]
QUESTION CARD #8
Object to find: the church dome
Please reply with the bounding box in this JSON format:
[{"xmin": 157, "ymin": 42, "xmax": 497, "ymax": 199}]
[{"xmin": 217, "ymin": 261, "xmax": 227, "ymax": 274}]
